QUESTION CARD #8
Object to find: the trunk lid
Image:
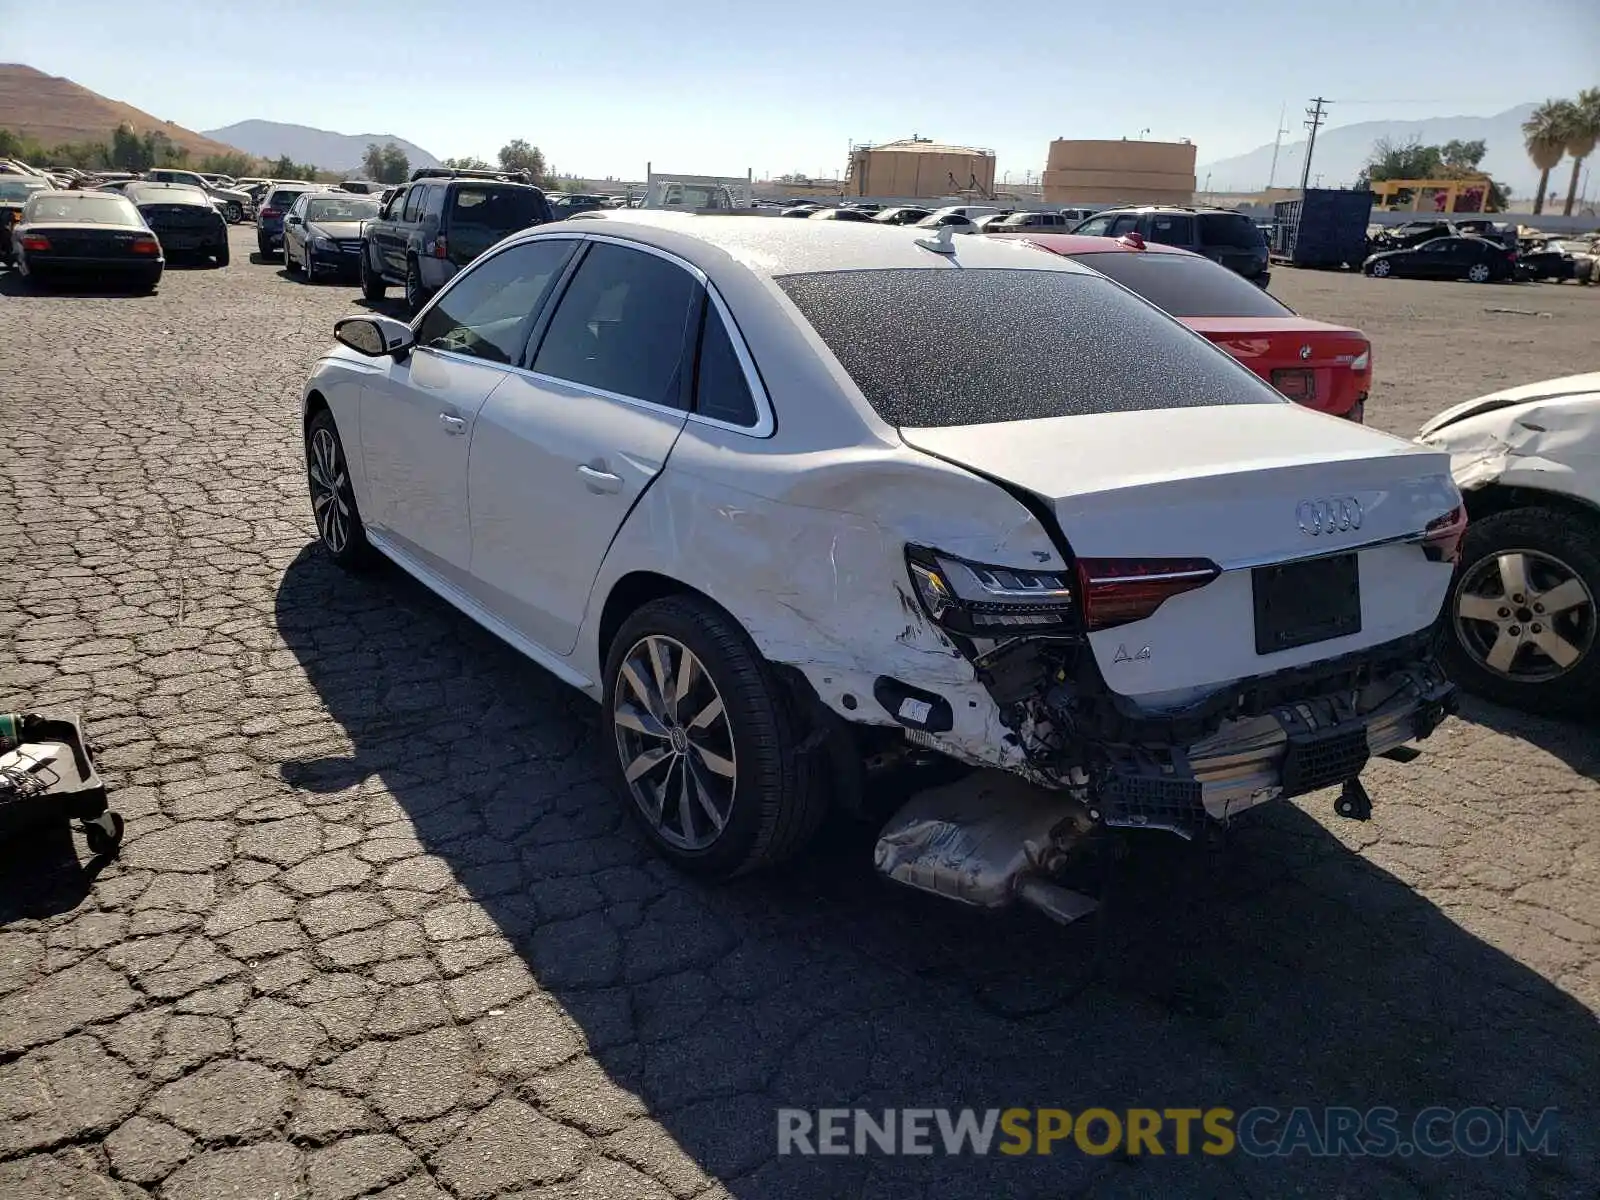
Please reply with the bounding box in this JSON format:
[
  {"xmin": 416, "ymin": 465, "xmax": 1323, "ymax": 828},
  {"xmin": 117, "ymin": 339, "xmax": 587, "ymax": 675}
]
[
  {"xmin": 1183, "ymin": 316, "xmax": 1368, "ymax": 415},
  {"xmin": 902, "ymin": 405, "xmax": 1459, "ymax": 704}
]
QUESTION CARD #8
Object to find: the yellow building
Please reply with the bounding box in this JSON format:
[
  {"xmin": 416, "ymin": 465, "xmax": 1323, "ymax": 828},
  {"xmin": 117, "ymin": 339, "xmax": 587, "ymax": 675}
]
[
  {"xmin": 1042, "ymin": 139, "xmax": 1196, "ymax": 206},
  {"xmin": 845, "ymin": 138, "xmax": 997, "ymax": 199}
]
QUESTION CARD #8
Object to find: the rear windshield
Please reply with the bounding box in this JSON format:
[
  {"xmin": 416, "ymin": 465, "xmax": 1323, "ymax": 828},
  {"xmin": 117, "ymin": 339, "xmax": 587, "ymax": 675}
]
[
  {"xmin": 1197, "ymin": 213, "xmax": 1265, "ymax": 249},
  {"xmin": 268, "ymin": 189, "xmax": 308, "ymax": 208},
  {"xmin": 450, "ymin": 186, "xmax": 548, "ymax": 231},
  {"xmin": 0, "ymin": 180, "xmax": 45, "ymax": 202},
  {"xmin": 23, "ymin": 193, "xmax": 142, "ymax": 226},
  {"xmin": 777, "ymin": 268, "xmax": 1282, "ymax": 428},
  {"xmin": 1070, "ymin": 253, "xmax": 1292, "ymax": 318}
]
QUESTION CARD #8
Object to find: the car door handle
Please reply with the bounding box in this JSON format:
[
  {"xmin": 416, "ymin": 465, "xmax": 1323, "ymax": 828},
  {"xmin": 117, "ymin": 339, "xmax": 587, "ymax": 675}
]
[
  {"xmin": 438, "ymin": 413, "xmax": 466, "ymax": 435},
  {"xmin": 577, "ymin": 464, "xmax": 623, "ymax": 494}
]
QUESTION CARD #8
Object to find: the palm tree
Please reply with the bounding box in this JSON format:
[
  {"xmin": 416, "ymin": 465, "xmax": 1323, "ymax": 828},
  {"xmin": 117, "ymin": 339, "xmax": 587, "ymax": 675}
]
[
  {"xmin": 1522, "ymin": 99, "xmax": 1573, "ymax": 215},
  {"xmin": 1561, "ymin": 88, "xmax": 1600, "ymax": 216}
]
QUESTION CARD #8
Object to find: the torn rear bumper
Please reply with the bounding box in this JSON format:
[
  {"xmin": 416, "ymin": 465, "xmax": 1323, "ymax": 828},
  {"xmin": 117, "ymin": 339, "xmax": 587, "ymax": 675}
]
[{"xmin": 1090, "ymin": 655, "xmax": 1457, "ymax": 836}]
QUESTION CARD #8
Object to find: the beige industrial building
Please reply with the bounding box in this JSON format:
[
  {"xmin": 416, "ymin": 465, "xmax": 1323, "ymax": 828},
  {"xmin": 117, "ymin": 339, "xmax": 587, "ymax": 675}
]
[
  {"xmin": 1042, "ymin": 139, "xmax": 1196, "ymax": 206},
  {"xmin": 845, "ymin": 138, "xmax": 997, "ymax": 199}
]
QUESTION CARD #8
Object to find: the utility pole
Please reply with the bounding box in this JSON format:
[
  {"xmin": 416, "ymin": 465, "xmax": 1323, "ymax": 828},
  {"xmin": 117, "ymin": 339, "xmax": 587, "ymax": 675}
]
[
  {"xmin": 1298, "ymin": 97, "xmax": 1330, "ymax": 194},
  {"xmin": 1266, "ymin": 102, "xmax": 1291, "ymax": 190}
]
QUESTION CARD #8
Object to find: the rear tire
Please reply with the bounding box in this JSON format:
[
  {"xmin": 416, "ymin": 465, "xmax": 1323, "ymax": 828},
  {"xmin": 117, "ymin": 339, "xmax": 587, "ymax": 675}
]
[
  {"xmin": 1467, "ymin": 263, "xmax": 1492, "ymax": 283},
  {"xmin": 404, "ymin": 256, "xmax": 428, "ymax": 313},
  {"xmin": 1442, "ymin": 506, "xmax": 1600, "ymax": 716},
  {"xmin": 602, "ymin": 596, "xmax": 828, "ymax": 878},
  {"xmin": 215, "ymin": 243, "xmax": 230, "ymax": 268},
  {"xmin": 360, "ymin": 248, "xmax": 385, "ymax": 300}
]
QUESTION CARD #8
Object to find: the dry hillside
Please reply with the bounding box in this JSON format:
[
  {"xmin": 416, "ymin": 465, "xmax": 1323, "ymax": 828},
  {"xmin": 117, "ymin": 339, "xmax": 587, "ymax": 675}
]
[{"xmin": 0, "ymin": 64, "xmax": 246, "ymax": 159}]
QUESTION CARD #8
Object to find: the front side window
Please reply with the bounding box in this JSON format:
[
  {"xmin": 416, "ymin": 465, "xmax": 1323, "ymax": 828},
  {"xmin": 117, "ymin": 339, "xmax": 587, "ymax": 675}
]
[
  {"xmin": 777, "ymin": 268, "xmax": 1282, "ymax": 428},
  {"xmin": 1072, "ymin": 215, "xmax": 1114, "ymax": 236},
  {"xmin": 414, "ymin": 239, "xmax": 576, "ymax": 364},
  {"xmin": 532, "ymin": 241, "xmax": 700, "ymax": 407},
  {"xmin": 382, "ymin": 188, "xmax": 407, "ymax": 220}
]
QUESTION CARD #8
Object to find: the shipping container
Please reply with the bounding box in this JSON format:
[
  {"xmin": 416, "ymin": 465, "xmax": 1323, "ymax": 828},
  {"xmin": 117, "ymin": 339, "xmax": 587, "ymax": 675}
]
[{"xmin": 1272, "ymin": 188, "xmax": 1375, "ymax": 269}]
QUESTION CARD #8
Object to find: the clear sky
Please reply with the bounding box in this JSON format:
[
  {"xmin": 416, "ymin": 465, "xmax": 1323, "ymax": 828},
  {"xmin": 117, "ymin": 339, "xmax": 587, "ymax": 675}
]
[{"xmin": 8, "ymin": 0, "xmax": 1599, "ymax": 181}]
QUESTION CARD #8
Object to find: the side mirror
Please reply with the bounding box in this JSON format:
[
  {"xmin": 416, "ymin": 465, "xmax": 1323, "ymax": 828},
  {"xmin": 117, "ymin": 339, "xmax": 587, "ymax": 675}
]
[
  {"xmin": 286, "ymin": 214, "xmax": 302, "ymax": 225},
  {"xmin": 334, "ymin": 315, "xmax": 414, "ymax": 359}
]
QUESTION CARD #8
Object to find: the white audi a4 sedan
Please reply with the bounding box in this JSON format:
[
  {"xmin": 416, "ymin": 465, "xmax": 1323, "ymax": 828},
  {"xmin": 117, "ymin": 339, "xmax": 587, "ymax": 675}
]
[{"xmin": 299, "ymin": 212, "xmax": 1463, "ymax": 918}]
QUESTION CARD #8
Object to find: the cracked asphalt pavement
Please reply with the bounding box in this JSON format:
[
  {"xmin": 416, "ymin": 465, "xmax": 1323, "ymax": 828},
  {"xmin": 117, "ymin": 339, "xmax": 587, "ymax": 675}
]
[{"xmin": 1, "ymin": 230, "xmax": 1598, "ymax": 1199}]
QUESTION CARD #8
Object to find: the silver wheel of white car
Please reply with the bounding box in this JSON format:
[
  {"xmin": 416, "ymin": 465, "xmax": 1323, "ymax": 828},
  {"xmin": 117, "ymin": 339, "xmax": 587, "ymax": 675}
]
[
  {"xmin": 602, "ymin": 595, "xmax": 827, "ymax": 877},
  {"xmin": 305, "ymin": 409, "xmax": 372, "ymax": 569},
  {"xmin": 1467, "ymin": 263, "xmax": 1492, "ymax": 283},
  {"xmin": 1444, "ymin": 507, "xmax": 1600, "ymax": 714},
  {"xmin": 613, "ymin": 634, "xmax": 736, "ymax": 852}
]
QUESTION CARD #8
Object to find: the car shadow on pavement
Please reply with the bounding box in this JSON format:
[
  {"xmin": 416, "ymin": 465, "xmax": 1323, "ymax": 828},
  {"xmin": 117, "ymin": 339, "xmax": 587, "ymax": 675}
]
[
  {"xmin": 273, "ymin": 546, "xmax": 1600, "ymax": 1199},
  {"xmin": 1447, "ymin": 694, "xmax": 1600, "ymax": 784}
]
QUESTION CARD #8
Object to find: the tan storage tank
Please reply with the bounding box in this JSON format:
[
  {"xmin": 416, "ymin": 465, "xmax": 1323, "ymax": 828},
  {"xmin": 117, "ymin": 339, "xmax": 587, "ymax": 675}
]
[
  {"xmin": 846, "ymin": 139, "xmax": 996, "ymax": 199},
  {"xmin": 1042, "ymin": 139, "xmax": 1196, "ymax": 206}
]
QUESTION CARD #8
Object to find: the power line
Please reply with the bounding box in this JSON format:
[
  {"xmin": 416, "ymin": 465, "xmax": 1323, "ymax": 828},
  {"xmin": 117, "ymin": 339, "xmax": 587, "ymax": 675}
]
[{"xmin": 1299, "ymin": 97, "xmax": 1330, "ymax": 194}]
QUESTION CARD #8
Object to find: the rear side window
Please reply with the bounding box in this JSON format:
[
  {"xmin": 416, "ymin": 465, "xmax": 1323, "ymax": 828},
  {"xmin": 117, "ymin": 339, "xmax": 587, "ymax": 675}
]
[
  {"xmin": 1147, "ymin": 213, "xmax": 1194, "ymax": 245},
  {"xmin": 1108, "ymin": 214, "xmax": 1140, "ymax": 236},
  {"xmin": 532, "ymin": 242, "xmax": 699, "ymax": 407},
  {"xmin": 1197, "ymin": 213, "xmax": 1265, "ymax": 249},
  {"xmin": 1073, "ymin": 253, "xmax": 1293, "ymax": 318},
  {"xmin": 693, "ymin": 303, "xmax": 759, "ymax": 427},
  {"xmin": 776, "ymin": 268, "xmax": 1281, "ymax": 428}
]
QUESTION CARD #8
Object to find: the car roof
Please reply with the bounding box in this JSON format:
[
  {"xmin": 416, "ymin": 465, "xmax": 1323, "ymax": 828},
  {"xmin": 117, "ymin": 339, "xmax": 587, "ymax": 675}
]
[
  {"xmin": 514, "ymin": 211, "xmax": 1099, "ymax": 280},
  {"xmin": 127, "ymin": 182, "xmax": 209, "ymax": 200},
  {"xmin": 988, "ymin": 232, "xmax": 1198, "ymax": 258}
]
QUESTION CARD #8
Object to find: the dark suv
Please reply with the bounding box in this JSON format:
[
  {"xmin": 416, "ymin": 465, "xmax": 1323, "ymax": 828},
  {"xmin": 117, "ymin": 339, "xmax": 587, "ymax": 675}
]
[
  {"xmin": 1070, "ymin": 206, "xmax": 1271, "ymax": 285},
  {"xmin": 360, "ymin": 168, "xmax": 555, "ymax": 311}
]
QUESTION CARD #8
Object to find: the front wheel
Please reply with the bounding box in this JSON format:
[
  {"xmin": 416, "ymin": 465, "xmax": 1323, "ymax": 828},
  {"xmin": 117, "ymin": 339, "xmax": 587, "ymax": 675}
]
[
  {"xmin": 1442, "ymin": 507, "xmax": 1600, "ymax": 715},
  {"xmin": 1367, "ymin": 260, "xmax": 1392, "ymax": 278},
  {"xmin": 304, "ymin": 408, "xmax": 374, "ymax": 569},
  {"xmin": 602, "ymin": 596, "xmax": 827, "ymax": 878}
]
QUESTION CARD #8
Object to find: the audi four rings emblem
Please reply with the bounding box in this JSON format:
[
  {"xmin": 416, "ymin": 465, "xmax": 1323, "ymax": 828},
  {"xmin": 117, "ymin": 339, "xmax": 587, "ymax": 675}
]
[{"xmin": 1297, "ymin": 497, "xmax": 1363, "ymax": 535}]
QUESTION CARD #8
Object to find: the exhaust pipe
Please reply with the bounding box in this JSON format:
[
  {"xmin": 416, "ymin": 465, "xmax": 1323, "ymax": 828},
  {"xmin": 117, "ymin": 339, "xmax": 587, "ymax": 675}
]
[{"xmin": 873, "ymin": 771, "xmax": 1099, "ymax": 925}]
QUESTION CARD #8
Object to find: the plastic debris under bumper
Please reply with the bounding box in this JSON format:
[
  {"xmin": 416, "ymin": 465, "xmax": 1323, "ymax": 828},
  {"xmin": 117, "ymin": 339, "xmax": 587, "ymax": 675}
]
[{"xmin": 1089, "ymin": 657, "xmax": 1457, "ymax": 837}]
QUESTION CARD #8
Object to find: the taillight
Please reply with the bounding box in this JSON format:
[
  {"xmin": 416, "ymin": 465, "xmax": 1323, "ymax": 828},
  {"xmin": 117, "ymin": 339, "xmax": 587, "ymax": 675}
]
[
  {"xmin": 906, "ymin": 548, "xmax": 1077, "ymax": 635},
  {"xmin": 19, "ymin": 233, "xmax": 49, "ymax": 252},
  {"xmin": 261, "ymin": 207, "xmax": 281, "ymax": 219},
  {"xmin": 131, "ymin": 235, "xmax": 160, "ymax": 255},
  {"xmin": 1349, "ymin": 347, "xmax": 1370, "ymax": 372},
  {"xmin": 1075, "ymin": 558, "xmax": 1221, "ymax": 631},
  {"xmin": 433, "ymin": 235, "xmax": 448, "ymax": 259},
  {"xmin": 1421, "ymin": 506, "xmax": 1467, "ymax": 565}
]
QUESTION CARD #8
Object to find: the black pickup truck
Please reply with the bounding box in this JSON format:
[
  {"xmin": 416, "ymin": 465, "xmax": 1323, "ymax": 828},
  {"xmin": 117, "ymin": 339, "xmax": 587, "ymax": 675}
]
[{"xmin": 359, "ymin": 168, "xmax": 555, "ymax": 312}]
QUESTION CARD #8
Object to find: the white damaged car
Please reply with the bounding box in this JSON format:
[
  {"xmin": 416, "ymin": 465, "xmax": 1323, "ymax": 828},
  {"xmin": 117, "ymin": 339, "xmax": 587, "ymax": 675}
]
[
  {"xmin": 299, "ymin": 213, "xmax": 1463, "ymax": 919},
  {"xmin": 1420, "ymin": 372, "xmax": 1600, "ymax": 715}
]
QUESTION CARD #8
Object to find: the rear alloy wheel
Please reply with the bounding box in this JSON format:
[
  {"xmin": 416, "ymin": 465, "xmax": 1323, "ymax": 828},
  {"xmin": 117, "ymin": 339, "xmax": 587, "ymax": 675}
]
[
  {"xmin": 1467, "ymin": 263, "xmax": 1492, "ymax": 283},
  {"xmin": 224, "ymin": 201, "xmax": 242, "ymax": 223},
  {"xmin": 360, "ymin": 249, "xmax": 385, "ymax": 300},
  {"xmin": 603, "ymin": 597, "xmax": 827, "ymax": 878},
  {"xmin": 305, "ymin": 409, "xmax": 373, "ymax": 569},
  {"xmin": 1368, "ymin": 259, "xmax": 1392, "ymax": 278},
  {"xmin": 1444, "ymin": 507, "xmax": 1600, "ymax": 715}
]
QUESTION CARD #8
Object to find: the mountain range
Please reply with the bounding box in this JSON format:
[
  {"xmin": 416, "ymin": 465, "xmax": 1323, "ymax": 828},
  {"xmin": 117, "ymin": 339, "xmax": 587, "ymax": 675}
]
[
  {"xmin": 0, "ymin": 64, "xmax": 247, "ymax": 161},
  {"xmin": 202, "ymin": 120, "xmax": 441, "ymax": 174},
  {"xmin": 1197, "ymin": 105, "xmax": 1549, "ymax": 198}
]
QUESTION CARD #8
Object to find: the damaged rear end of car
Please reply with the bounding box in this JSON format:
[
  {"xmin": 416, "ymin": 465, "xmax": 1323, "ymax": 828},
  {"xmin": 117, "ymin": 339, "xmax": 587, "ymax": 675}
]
[{"xmin": 772, "ymin": 259, "xmax": 1463, "ymax": 920}]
